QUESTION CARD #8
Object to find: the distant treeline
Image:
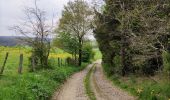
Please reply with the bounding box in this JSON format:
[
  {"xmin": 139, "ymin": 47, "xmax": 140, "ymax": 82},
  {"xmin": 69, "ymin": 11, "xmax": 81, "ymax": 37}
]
[
  {"xmin": 0, "ymin": 36, "xmax": 52, "ymax": 46},
  {"xmin": 0, "ymin": 36, "xmax": 24, "ymax": 46}
]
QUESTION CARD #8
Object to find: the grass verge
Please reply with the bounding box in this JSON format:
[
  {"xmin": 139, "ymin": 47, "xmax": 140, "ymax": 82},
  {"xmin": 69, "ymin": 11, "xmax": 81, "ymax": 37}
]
[
  {"xmin": 0, "ymin": 63, "xmax": 88, "ymax": 100},
  {"xmin": 102, "ymin": 63, "xmax": 170, "ymax": 100},
  {"xmin": 84, "ymin": 64, "xmax": 96, "ymax": 100}
]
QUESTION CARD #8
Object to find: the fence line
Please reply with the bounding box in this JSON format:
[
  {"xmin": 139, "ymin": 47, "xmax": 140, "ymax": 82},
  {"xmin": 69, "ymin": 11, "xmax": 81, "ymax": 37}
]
[{"xmin": 0, "ymin": 52, "xmax": 72, "ymax": 75}]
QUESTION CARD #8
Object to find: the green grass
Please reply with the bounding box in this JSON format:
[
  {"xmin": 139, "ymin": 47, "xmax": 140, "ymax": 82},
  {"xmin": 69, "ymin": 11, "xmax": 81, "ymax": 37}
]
[
  {"xmin": 108, "ymin": 74, "xmax": 170, "ymax": 100},
  {"xmin": 0, "ymin": 46, "xmax": 88, "ymax": 100},
  {"xmin": 101, "ymin": 56, "xmax": 170, "ymax": 100},
  {"xmin": 0, "ymin": 46, "xmax": 71, "ymax": 75},
  {"xmin": 84, "ymin": 64, "xmax": 96, "ymax": 100},
  {"xmin": 0, "ymin": 63, "xmax": 88, "ymax": 100}
]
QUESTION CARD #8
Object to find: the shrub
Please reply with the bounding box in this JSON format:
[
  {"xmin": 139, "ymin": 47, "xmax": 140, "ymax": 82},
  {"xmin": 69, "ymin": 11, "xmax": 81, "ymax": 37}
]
[
  {"xmin": 29, "ymin": 83, "xmax": 50, "ymax": 100},
  {"xmin": 162, "ymin": 50, "xmax": 170, "ymax": 77},
  {"xmin": 66, "ymin": 57, "xmax": 78, "ymax": 66},
  {"xmin": 82, "ymin": 43, "xmax": 94, "ymax": 62},
  {"xmin": 142, "ymin": 55, "xmax": 163, "ymax": 76},
  {"xmin": 102, "ymin": 63, "xmax": 115, "ymax": 76}
]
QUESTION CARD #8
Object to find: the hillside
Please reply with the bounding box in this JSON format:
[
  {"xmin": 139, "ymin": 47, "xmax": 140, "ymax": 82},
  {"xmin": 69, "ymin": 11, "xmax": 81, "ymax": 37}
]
[
  {"xmin": 0, "ymin": 36, "xmax": 23, "ymax": 46},
  {"xmin": 0, "ymin": 36, "xmax": 52, "ymax": 46}
]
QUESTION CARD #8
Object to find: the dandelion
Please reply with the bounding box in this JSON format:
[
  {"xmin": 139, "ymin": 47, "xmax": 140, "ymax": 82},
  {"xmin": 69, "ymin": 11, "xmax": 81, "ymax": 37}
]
[{"xmin": 137, "ymin": 88, "xmax": 143, "ymax": 94}]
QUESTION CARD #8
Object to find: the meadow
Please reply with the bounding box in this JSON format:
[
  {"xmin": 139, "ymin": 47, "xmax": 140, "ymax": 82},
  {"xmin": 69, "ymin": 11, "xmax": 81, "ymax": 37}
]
[{"xmin": 0, "ymin": 46, "xmax": 87, "ymax": 100}]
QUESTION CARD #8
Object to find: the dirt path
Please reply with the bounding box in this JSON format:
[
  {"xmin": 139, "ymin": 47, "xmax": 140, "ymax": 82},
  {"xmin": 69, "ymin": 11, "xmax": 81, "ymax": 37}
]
[
  {"xmin": 52, "ymin": 60, "xmax": 135, "ymax": 100},
  {"xmin": 51, "ymin": 64, "xmax": 93, "ymax": 100},
  {"xmin": 91, "ymin": 60, "xmax": 135, "ymax": 100}
]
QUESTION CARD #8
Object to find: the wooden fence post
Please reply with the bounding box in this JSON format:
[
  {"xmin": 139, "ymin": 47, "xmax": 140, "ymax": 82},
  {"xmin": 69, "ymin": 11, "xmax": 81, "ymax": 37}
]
[
  {"xmin": 58, "ymin": 58, "xmax": 60, "ymax": 67},
  {"xmin": 31, "ymin": 57, "xmax": 36, "ymax": 72},
  {"xmin": 0, "ymin": 52, "xmax": 9, "ymax": 75},
  {"xmin": 18, "ymin": 54, "xmax": 23, "ymax": 74},
  {"xmin": 67, "ymin": 58, "xmax": 70, "ymax": 66}
]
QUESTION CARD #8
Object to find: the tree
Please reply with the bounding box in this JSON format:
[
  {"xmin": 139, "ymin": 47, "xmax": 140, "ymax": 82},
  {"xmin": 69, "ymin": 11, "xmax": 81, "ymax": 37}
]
[
  {"xmin": 54, "ymin": 32, "xmax": 79, "ymax": 62},
  {"xmin": 11, "ymin": 0, "xmax": 54, "ymax": 69},
  {"xmin": 82, "ymin": 42, "xmax": 95, "ymax": 62},
  {"xmin": 94, "ymin": 0, "xmax": 170, "ymax": 76},
  {"xmin": 93, "ymin": 0, "xmax": 121, "ymax": 75},
  {"xmin": 58, "ymin": 0, "xmax": 93, "ymax": 66}
]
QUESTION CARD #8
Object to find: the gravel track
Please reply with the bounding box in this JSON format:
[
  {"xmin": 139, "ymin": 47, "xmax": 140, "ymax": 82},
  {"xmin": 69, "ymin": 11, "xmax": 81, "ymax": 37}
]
[
  {"xmin": 51, "ymin": 64, "xmax": 93, "ymax": 100},
  {"xmin": 52, "ymin": 60, "xmax": 135, "ymax": 100},
  {"xmin": 91, "ymin": 60, "xmax": 135, "ymax": 100}
]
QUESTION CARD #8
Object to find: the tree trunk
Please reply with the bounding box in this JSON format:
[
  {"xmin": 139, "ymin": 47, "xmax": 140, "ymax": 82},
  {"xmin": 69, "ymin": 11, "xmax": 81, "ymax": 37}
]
[
  {"xmin": 78, "ymin": 39, "xmax": 82, "ymax": 66},
  {"xmin": 58, "ymin": 58, "xmax": 60, "ymax": 67},
  {"xmin": 78, "ymin": 47, "xmax": 82, "ymax": 66},
  {"xmin": 45, "ymin": 42, "xmax": 50, "ymax": 67},
  {"xmin": 74, "ymin": 50, "xmax": 77, "ymax": 65}
]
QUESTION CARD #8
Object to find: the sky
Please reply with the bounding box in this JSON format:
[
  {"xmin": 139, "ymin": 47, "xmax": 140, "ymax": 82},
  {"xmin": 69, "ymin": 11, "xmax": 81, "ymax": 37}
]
[{"xmin": 0, "ymin": 0, "xmax": 93, "ymax": 37}]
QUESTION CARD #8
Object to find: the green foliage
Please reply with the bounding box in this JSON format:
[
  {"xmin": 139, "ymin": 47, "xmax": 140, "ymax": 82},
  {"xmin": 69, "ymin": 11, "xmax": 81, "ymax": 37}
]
[
  {"xmin": 31, "ymin": 40, "xmax": 51, "ymax": 69},
  {"xmin": 163, "ymin": 50, "xmax": 170, "ymax": 77},
  {"xmin": 138, "ymin": 82, "xmax": 170, "ymax": 100},
  {"xmin": 102, "ymin": 55, "xmax": 121, "ymax": 76},
  {"xmin": 93, "ymin": 48, "xmax": 102, "ymax": 60},
  {"xmin": 108, "ymin": 74, "xmax": 170, "ymax": 100},
  {"xmin": 94, "ymin": 0, "xmax": 170, "ymax": 76},
  {"xmin": 53, "ymin": 32, "xmax": 79, "ymax": 57},
  {"xmin": 102, "ymin": 63, "xmax": 115, "ymax": 76},
  {"xmin": 113, "ymin": 55, "xmax": 121, "ymax": 73},
  {"xmin": 82, "ymin": 43, "xmax": 95, "ymax": 62},
  {"xmin": 57, "ymin": 0, "xmax": 93, "ymax": 66}
]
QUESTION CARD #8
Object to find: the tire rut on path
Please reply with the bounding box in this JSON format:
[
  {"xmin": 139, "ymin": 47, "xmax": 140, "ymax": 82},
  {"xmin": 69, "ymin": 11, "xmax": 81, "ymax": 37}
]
[
  {"xmin": 91, "ymin": 60, "xmax": 135, "ymax": 100},
  {"xmin": 51, "ymin": 64, "xmax": 94, "ymax": 100}
]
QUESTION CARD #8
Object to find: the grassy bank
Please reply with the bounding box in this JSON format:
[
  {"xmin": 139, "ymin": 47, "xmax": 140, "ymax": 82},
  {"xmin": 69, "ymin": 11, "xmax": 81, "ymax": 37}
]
[
  {"xmin": 0, "ymin": 63, "xmax": 88, "ymax": 100},
  {"xmin": 0, "ymin": 46, "xmax": 88, "ymax": 100},
  {"xmin": 103, "ymin": 65, "xmax": 170, "ymax": 100}
]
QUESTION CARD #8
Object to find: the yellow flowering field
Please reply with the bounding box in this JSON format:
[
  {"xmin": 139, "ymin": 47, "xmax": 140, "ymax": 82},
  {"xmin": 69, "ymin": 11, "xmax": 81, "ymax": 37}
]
[{"xmin": 0, "ymin": 46, "xmax": 71, "ymax": 75}]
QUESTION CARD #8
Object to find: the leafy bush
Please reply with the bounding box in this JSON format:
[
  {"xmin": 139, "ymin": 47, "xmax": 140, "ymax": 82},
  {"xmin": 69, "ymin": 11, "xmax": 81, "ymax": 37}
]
[
  {"xmin": 142, "ymin": 56, "xmax": 163, "ymax": 76},
  {"xmin": 82, "ymin": 43, "xmax": 94, "ymax": 62},
  {"xmin": 163, "ymin": 50, "xmax": 170, "ymax": 77},
  {"xmin": 29, "ymin": 83, "xmax": 50, "ymax": 100}
]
